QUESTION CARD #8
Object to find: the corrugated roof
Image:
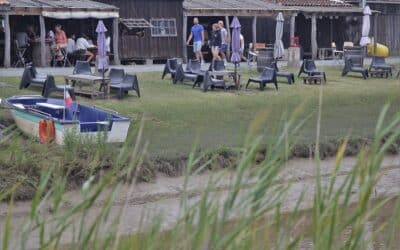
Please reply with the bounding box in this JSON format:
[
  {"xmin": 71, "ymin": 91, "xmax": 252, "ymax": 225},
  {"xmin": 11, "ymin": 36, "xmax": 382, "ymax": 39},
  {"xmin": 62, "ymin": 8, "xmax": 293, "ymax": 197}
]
[
  {"xmin": 183, "ymin": 0, "xmax": 289, "ymax": 11},
  {"xmin": 277, "ymin": 0, "xmax": 354, "ymax": 7},
  {"xmin": 8, "ymin": 0, "xmax": 118, "ymax": 10}
]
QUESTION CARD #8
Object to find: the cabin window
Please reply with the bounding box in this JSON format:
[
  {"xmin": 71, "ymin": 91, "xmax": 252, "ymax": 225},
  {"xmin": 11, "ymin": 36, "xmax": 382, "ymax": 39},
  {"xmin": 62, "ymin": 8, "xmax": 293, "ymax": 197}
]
[{"xmin": 150, "ymin": 18, "xmax": 177, "ymax": 37}]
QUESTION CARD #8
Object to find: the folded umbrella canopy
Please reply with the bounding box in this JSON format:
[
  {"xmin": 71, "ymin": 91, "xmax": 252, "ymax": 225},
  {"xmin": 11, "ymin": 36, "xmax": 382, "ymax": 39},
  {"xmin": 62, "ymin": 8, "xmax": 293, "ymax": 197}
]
[
  {"xmin": 230, "ymin": 16, "xmax": 241, "ymax": 65},
  {"xmin": 274, "ymin": 12, "xmax": 285, "ymax": 59},
  {"xmin": 360, "ymin": 6, "xmax": 371, "ymax": 46},
  {"xmin": 96, "ymin": 20, "xmax": 109, "ymax": 72},
  {"xmin": 230, "ymin": 17, "xmax": 241, "ymax": 89}
]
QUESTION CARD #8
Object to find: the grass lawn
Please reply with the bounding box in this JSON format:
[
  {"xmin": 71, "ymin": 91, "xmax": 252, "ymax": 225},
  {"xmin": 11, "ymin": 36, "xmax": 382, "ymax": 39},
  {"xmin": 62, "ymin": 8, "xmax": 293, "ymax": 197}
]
[{"xmin": 1, "ymin": 66, "xmax": 400, "ymax": 159}]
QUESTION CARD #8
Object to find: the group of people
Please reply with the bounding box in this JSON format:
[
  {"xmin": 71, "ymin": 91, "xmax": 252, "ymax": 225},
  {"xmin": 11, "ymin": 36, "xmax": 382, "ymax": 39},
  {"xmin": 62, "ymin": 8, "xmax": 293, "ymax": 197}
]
[
  {"xmin": 48, "ymin": 24, "xmax": 105, "ymax": 63},
  {"xmin": 186, "ymin": 17, "xmax": 246, "ymax": 64}
]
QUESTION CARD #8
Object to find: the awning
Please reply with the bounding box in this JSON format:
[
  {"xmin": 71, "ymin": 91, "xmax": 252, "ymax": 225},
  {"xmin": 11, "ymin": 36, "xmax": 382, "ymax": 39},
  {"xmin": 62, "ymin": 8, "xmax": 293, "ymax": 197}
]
[
  {"xmin": 120, "ymin": 18, "xmax": 153, "ymax": 30},
  {"xmin": 42, "ymin": 11, "xmax": 119, "ymax": 19}
]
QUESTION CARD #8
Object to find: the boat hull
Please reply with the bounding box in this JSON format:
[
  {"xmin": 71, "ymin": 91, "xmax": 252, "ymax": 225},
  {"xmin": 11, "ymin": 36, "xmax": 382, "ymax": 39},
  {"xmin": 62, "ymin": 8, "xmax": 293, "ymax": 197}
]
[{"xmin": 7, "ymin": 96, "xmax": 131, "ymax": 145}]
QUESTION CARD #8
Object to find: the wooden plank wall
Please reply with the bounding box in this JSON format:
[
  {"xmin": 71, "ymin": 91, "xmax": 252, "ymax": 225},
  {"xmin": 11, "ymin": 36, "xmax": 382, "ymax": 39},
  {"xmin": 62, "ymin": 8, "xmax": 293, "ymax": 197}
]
[
  {"xmin": 370, "ymin": 3, "xmax": 400, "ymax": 56},
  {"xmin": 97, "ymin": 0, "xmax": 183, "ymax": 61}
]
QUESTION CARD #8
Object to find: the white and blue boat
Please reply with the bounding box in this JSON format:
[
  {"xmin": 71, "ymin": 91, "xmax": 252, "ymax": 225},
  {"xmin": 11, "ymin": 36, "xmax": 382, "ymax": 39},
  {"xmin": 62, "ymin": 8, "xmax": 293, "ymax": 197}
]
[{"xmin": 4, "ymin": 95, "xmax": 131, "ymax": 144}]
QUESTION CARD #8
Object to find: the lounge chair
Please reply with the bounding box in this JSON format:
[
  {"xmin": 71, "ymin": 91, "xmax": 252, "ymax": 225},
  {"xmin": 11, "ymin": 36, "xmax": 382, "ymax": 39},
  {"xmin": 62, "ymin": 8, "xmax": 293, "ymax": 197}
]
[
  {"xmin": 42, "ymin": 75, "xmax": 75, "ymax": 99},
  {"xmin": 109, "ymin": 68, "xmax": 125, "ymax": 85},
  {"xmin": 73, "ymin": 61, "xmax": 93, "ymax": 75},
  {"xmin": 210, "ymin": 59, "xmax": 225, "ymax": 71},
  {"xmin": 270, "ymin": 61, "xmax": 295, "ymax": 85},
  {"xmin": 203, "ymin": 71, "xmax": 226, "ymax": 92},
  {"xmin": 298, "ymin": 59, "xmax": 326, "ymax": 81},
  {"xmin": 19, "ymin": 65, "xmax": 47, "ymax": 89},
  {"xmin": 186, "ymin": 59, "xmax": 201, "ymax": 74},
  {"xmin": 369, "ymin": 57, "xmax": 392, "ymax": 77},
  {"xmin": 246, "ymin": 67, "xmax": 278, "ymax": 91},
  {"xmin": 342, "ymin": 58, "xmax": 369, "ymax": 79},
  {"xmin": 162, "ymin": 58, "xmax": 178, "ymax": 79},
  {"xmin": 110, "ymin": 74, "xmax": 140, "ymax": 98},
  {"xmin": 174, "ymin": 64, "xmax": 202, "ymax": 87}
]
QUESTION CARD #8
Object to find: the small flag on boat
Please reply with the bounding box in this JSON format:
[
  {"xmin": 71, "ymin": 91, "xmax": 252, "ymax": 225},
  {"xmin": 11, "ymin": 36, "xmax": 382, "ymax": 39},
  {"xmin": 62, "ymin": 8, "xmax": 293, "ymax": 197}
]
[{"xmin": 64, "ymin": 87, "xmax": 72, "ymax": 108}]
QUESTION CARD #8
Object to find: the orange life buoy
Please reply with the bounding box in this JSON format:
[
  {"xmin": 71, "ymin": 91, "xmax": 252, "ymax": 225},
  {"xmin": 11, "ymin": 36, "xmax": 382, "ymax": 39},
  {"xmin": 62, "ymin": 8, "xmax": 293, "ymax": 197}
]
[{"xmin": 39, "ymin": 119, "xmax": 56, "ymax": 144}]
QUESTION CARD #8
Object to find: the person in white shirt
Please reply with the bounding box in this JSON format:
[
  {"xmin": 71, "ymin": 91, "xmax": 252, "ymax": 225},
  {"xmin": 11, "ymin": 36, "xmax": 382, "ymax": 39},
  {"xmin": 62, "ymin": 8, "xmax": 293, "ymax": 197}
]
[
  {"xmin": 66, "ymin": 34, "xmax": 76, "ymax": 54},
  {"xmin": 240, "ymin": 34, "xmax": 247, "ymax": 61},
  {"xmin": 75, "ymin": 34, "xmax": 95, "ymax": 62}
]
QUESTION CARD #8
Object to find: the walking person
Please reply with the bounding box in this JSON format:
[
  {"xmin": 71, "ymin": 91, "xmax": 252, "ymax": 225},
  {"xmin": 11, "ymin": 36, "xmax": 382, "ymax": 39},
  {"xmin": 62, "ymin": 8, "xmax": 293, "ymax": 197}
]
[
  {"xmin": 186, "ymin": 17, "xmax": 205, "ymax": 64},
  {"xmin": 210, "ymin": 23, "xmax": 222, "ymax": 61},
  {"xmin": 218, "ymin": 20, "xmax": 229, "ymax": 65}
]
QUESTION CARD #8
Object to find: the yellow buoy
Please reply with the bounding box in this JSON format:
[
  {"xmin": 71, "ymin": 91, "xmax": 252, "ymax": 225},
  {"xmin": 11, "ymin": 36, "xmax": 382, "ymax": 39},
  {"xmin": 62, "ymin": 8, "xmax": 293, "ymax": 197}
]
[{"xmin": 367, "ymin": 43, "xmax": 389, "ymax": 58}]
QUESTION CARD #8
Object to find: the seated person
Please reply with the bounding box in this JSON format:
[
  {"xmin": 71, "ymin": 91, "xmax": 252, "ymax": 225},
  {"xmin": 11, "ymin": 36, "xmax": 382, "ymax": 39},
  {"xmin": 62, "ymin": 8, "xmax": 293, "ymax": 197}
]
[
  {"xmin": 75, "ymin": 34, "xmax": 96, "ymax": 62},
  {"xmin": 53, "ymin": 24, "xmax": 68, "ymax": 60},
  {"xmin": 66, "ymin": 34, "xmax": 76, "ymax": 54}
]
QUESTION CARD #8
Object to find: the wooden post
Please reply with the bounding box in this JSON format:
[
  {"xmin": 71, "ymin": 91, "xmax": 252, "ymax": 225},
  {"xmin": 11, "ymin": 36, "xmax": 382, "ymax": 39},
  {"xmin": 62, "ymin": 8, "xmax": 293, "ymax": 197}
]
[
  {"xmin": 3, "ymin": 13, "xmax": 10, "ymax": 67},
  {"xmin": 252, "ymin": 16, "xmax": 257, "ymax": 50},
  {"xmin": 225, "ymin": 16, "xmax": 231, "ymax": 60},
  {"xmin": 182, "ymin": 14, "xmax": 188, "ymax": 63},
  {"xmin": 39, "ymin": 15, "xmax": 46, "ymax": 67},
  {"xmin": 290, "ymin": 13, "xmax": 297, "ymax": 41},
  {"xmin": 374, "ymin": 13, "xmax": 378, "ymax": 56},
  {"xmin": 311, "ymin": 14, "xmax": 318, "ymax": 59},
  {"xmin": 112, "ymin": 17, "xmax": 120, "ymax": 65}
]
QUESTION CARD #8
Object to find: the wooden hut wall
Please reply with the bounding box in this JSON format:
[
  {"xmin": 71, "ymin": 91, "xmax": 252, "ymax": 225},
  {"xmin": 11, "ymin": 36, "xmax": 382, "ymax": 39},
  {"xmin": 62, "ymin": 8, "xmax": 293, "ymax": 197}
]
[
  {"xmin": 97, "ymin": 0, "xmax": 183, "ymax": 61},
  {"xmin": 369, "ymin": 3, "xmax": 400, "ymax": 56}
]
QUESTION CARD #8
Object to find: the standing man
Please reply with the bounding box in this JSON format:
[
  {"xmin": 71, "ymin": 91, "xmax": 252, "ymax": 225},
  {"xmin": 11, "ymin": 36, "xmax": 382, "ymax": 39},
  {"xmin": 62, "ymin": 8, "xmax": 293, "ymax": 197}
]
[
  {"xmin": 218, "ymin": 20, "xmax": 229, "ymax": 65},
  {"xmin": 186, "ymin": 17, "xmax": 204, "ymax": 64}
]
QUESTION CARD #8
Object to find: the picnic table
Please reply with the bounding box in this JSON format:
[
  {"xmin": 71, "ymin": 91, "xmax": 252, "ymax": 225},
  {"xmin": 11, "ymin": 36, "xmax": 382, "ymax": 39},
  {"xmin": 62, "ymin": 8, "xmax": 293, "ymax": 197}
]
[{"xmin": 64, "ymin": 74, "xmax": 110, "ymax": 99}]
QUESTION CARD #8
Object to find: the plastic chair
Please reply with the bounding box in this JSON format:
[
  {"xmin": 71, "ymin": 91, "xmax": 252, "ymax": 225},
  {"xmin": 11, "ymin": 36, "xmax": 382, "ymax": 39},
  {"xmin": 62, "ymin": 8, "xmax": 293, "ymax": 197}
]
[
  {"xmin": 342, "ymin": 58, "xmax": 369, "ymax": 79},
  {"xmin": 203, "ymin": 71, "xmax": 226, "ymax": 92},
  {"xmin": 246, "ymin": 67, "xmax": 278, "ymax": 90},
  {"xmin": 270, "ymin": 61, "xmax": 295, "ymax": 85},
  {"xmin": 369, "ymin": 57, "xmax": 392, "ymax": 77},
  {"xmin": 42, "ymin": 75, "xmax": 75, "ymax": 99},
  {"xmin": 298, "ymin": 59, "xmax": 327, "ymax": 81},
  {"xmin": 109, "ymin": 68, "xmax": 125, "ymax": 85},
  {"xmin": 19, "ymin": 65, "xmax": 47, "ymax": 89},
  {"xmin": 14, "ymin": 39, "xmax": 27, "ymax": 67},
  {"xmin": 186, "ymin": 59, "xmax": 201, "ymax": 74},
  {"xmin": 73, "ymin": 61, "xmax": 93, "ymax": 75},
  {"xmin": 174, "ymin": 64, "xmax": 201, "ymax": 86},
  {"xmin": 162, "ymin": 58, "xmax": 178, "ymax": 79},
  {"xmin": 110, "ymin": 74, "xmax": 140, "ymax": 98}
]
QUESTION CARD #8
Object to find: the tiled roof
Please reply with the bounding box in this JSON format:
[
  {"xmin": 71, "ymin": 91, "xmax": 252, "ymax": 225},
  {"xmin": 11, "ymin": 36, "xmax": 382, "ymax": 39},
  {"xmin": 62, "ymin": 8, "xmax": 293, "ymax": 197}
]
[
  {"xmin": 277, "ymin": 0, "xmax": 354, "ymax": 7},
  {"xmin": 7, "ymin": 0, "xmax": 117, "ymax": 10},
  {"xmin": 184, "ymin": 0, "xmax": 289, "ymax": 11}
]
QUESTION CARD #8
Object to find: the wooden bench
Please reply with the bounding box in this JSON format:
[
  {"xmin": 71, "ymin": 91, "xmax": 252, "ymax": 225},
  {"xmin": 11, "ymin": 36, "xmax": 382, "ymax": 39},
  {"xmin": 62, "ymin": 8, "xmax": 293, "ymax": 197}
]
[{"xmin": 302, "ymin": 75, "xmax": 326, "ymax": 85}]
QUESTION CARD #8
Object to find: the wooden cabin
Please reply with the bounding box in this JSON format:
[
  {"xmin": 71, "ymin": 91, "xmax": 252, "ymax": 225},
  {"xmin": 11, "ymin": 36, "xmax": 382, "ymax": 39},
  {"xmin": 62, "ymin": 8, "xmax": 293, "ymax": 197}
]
[
  {"xmin": 348, "ymin": 0, "xmax": 400, "ymax": 55},
  {"xmin": 183, "ymin": 0, "xmax": 366, "ymax": 61},
  {"xmin": 96, "ymin": 0, "xmax": 184, "ymax": 63},
  {"xmin": 0, "ymin": 0, "xmax": 120, "ymax": 67}
]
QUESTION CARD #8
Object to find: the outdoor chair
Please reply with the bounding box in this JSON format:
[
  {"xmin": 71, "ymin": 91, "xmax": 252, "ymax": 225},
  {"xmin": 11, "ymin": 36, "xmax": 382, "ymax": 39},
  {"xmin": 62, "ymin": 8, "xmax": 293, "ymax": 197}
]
[
  {"xmin": 270, "ymin": 61, "xmax": 295, "ymax": 84},
  {"xmin": 246, "ymin": 67, "xmax": 278, "ymax": 91},
  {"xmin": 174, "ymin": 64, "xmax": 202, "ymax": 86},
  {"xmin": 186, "ymin": 59, "xmax": 201, "ymax": 74},
  {"xmin": 162, "ymin": 58, "xmax": 178, "ymax": 79},
  {"xmin": 109, "ymin": 68, "xmax": 125, "ymax": 85},
  {"xmin": 210, "ymin": 59, "xmax": 225, "ymax": 71},
  {"xmin": 51, "ymin": 48, "xmax": 71, "ymax": 68},
  {"xmin": 298, "ymin": 59, "xmax": 326, "ymax": 81},
  {"xmin": 42, "ymin": 75, "xmax": 76, "ymax": 99},
  {"xmin": 342, "ymin": 58, "xmax": 369, "ymax": 79},
  {"xmin": 73, "ymin": 61, "xmax": 93, "ymax": 75},
  {"xmin": 14, "ymin": 39, "xmax": 27, "ymax": 67},
  {"xmin": 369, "ymin": 57, "xmax": 392, "ymax": 77},
  {"xmin": 203, "ymin": 70, "xmax": 226, "ymax": 92},
  {"xmin": 19, "ymin": 65, "xmax": 47, "ymax": 89},
  {"xmin": 110, "ymin": 74, "xmax": 140, "ymax": 98}
]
